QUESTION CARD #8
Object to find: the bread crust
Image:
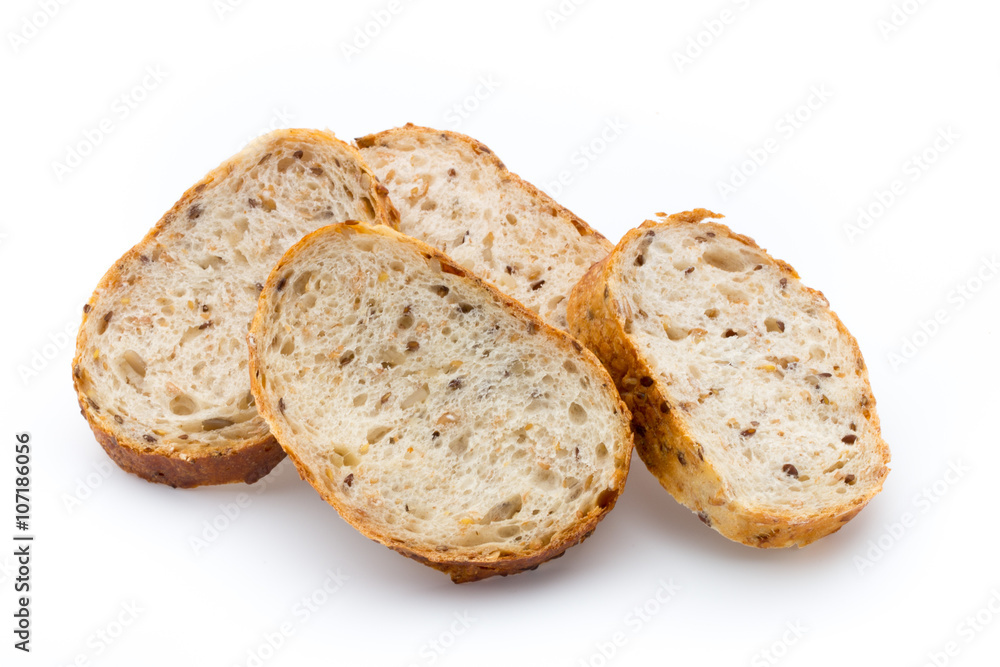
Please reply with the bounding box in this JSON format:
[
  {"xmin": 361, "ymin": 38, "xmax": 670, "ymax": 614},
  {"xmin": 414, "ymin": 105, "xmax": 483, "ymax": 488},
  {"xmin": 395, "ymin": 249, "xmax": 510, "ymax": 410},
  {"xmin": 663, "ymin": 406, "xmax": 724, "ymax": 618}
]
[
  {"xmin": 83, "ymin": 409, "xmax": 285, "ymax": 488},
  {"xmin": 356, "ymin": 123, "xmax": 612, "ymax": 247},
  {"xmin": 73, "ymin": 129, "xmax": 398, "ymax": 488},
  {"xmin": 249, "ymin": 222, "xmax": 633, "ymax": 581},
  {"xmin": 567, "ymin": 209, "xmax": 890, "ymax": 548}
]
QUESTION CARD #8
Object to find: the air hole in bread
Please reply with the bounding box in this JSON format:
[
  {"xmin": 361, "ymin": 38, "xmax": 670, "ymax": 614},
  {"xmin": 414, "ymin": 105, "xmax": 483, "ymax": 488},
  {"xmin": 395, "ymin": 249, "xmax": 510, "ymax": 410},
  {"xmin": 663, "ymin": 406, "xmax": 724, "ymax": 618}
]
[
  {"xmin": 169, "ymin": 394, "xmax": 198, "ymax": 416},
  {"xmin": 203, "ymin": 417, "xmax": 234, "ymax": 431},
  {"xmin": 717, "ymin": 283, "xmax": 748, "ymax": 304},
  {"xmin": 231, "ymin": 249, "xmax": 250, "ymax": 267},
  {"xmin": 367, "ymin": 426, "xmax": 391, "ymax": 444},
  {"xmin": 765, "ymin": 318, "xmax": 785, "ymax": 333},
  {"xmin": 702, "ymin": 246, "xmax": 748, "ymax": 272},
  {"xmin": 121, "ymin": 350, "xmax": 147, "ymax": 379},
  {"xmin": 157, "ymin": 298, "xmax": 175, "ymax": 316},
  {"xmin": 400, "ymin": 384, "xmax": 430, "ymax": 409},
  {"xmin": 483, "ymin": 495, "xmax": 522, "ymax": 523},
  {"xmin": 449, "ymin": 434, "xmax": 469, "ymax": 455},
  {"xmin": 596, "ymin": 487, "xmax": 616, "ymax": 508},
  {"xmin": 379, "ymin": 348, "xmax": 405, "ymax": 369},
  {"xmin": 353, "ymin": 235, "xmax": 377, "ymax": 253},
  {"xmin": 665, "ymin": 325, "xmax": 689, "ymax": 341},
  {"xmin": 534, "ymin": 468, "xmax": 556, "ymax": 489},
  {"xmin": 568, "ymin": 402, "xmax": 588, "ymax": 424},
  {"xmin": 360, "ymin": 197, "xmax": 376, "ymax": 220},
  {"xmin": 824, "ymin": 460, "xmax": 845, "ymax": 474},
  {"xmin": 179, "ymin": 325, "xmax": 207, "ymax": 346},
  {"xmin": 498, "ymin": 526, "xmax": 519, "ymax": 538},
  {"xmin": 526, "ymin": 398, "xmax": 547, "ymax": 412},
  {"xmin": 196, "ymin": 255, "xmax": 228, "ymax": 271},
  {"xmin": 293, "ymin": 271, "xmax": 313, "ymax": 295},
  {"xmin": 237, "ymin": 391, "xmax": 255, "ymax": 410}
]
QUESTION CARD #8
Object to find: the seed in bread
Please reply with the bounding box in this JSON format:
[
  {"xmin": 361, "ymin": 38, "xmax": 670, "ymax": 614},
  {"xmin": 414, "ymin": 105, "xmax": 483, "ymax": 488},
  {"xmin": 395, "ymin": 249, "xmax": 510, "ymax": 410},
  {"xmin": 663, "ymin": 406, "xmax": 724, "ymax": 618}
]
[
  {"xmin": 357, "ymin": 124, "xmax": 612, "ymax": 330},
  {"xmin": 567, "ymin": 209, "xmax": 890, "ymax": 548},
  {"xmin": 72, "ymin": 129, "xmax": 399, "ymax": 488},
  {"xmin": 249, "ymin": 222, "xmax": 633, "ymax": 582}
]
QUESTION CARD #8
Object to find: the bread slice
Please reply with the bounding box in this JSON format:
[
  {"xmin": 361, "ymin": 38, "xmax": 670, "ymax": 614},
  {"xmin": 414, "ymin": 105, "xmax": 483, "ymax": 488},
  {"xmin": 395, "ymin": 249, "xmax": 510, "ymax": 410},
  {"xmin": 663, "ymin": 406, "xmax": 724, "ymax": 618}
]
[
  {"xmin": 248, "ymin": 222, "xmax": 633, "ymax": 582},
  {"xmin": 356, "ymin": 124, "xmax": 612, "ymax": 330},
  {"xmin": 72, "ymin": 129, "xmax": 399, "ymax": 488},
  {"xmin": 567, "ymin": 209, "xmax": 890, "ymax": 548}
]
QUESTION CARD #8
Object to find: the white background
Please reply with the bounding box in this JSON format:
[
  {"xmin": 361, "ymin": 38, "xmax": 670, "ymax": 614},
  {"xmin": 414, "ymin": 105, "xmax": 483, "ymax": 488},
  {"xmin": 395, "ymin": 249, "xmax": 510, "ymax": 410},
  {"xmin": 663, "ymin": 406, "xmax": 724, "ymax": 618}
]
[{"xmin": 2, "ymin": 1, "xmax": 998, "ymax": 665}]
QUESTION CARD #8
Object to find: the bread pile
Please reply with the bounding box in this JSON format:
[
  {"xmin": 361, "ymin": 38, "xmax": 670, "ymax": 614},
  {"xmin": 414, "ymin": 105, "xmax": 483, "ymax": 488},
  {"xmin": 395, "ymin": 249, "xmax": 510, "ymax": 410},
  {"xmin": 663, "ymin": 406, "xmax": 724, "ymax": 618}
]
[{"xmin": 74, "ymin": 125, "xmax": 889, "ymax": 581}]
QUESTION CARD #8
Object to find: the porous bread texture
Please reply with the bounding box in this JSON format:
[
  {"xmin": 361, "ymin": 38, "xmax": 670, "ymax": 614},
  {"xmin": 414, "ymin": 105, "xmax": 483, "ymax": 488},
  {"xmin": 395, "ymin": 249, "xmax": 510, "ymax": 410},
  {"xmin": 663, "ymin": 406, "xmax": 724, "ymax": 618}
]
[
  {"xmin": 357, "ymin": 124, "xmax": 612, "ymax": 331},
  {"xmin": 73, "ymin": 129, "xmax": 399, "ymax": 488},
  {"xmin": 249, "ymin": 223, "xmax": 633, "ymax": 582},
  {"xmin": 567, "ymin": 209, "xmax": 890, "ymax": 548}
]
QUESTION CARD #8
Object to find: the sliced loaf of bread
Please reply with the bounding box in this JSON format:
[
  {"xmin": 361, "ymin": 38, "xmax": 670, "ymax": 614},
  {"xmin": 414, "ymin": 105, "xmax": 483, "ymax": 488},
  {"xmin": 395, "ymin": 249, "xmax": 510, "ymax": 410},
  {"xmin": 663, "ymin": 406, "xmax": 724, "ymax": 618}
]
[
  {"xmin": 357, "ymin": 124, "xmax": 612, "ymax": 330},
  {"xmin": 567, "ymin": 209, "xmax": 890, "ymax": 547},
  {"xmin": 248, "ymin": 222, "xmax": 633, "ymax": 582},
  {"xmin": 73, "ymin": 129, "xmax": 398, "ymax": 488}
]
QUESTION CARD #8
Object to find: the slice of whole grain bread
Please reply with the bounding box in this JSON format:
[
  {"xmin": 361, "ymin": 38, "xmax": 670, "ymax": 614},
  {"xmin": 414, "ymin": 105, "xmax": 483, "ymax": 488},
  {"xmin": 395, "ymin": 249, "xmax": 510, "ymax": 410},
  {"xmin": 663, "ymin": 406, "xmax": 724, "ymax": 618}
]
[
  {"xmin": 73, "ymin": 129, "xmax": 398, "ymax": 488},
  {"xmin": 357, "ymin": 124, "xmax": 612, "ymax": 330},
  {"xmin": 249, "ymin": 222, "xmax": 633, "ymax": 582},
  {"xmin": 567, "ymin": 209, "xmax": 890, "ymax": 547}
]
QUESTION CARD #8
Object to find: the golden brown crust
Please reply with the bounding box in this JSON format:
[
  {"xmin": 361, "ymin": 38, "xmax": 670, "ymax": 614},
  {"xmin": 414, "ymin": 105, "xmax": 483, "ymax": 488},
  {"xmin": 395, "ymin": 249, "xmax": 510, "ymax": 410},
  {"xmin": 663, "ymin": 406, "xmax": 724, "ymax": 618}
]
[
  {"xmin": 249, "ymin": 222, "xmax": 633, "ymax": 582},
  {"xmin": 356, "ymin": 123, "xmax": 612, "ymax": 248},
  {"xmin": 80, "ymin": 397, "xmax": 285, "ymax": 487},
  {"xmin": 567, "ymin": 210, "xmax": 890, "ymax": 548},
  {"xmin": 73, "ymin": 130, "xmax": 397, "ymax": 488}
]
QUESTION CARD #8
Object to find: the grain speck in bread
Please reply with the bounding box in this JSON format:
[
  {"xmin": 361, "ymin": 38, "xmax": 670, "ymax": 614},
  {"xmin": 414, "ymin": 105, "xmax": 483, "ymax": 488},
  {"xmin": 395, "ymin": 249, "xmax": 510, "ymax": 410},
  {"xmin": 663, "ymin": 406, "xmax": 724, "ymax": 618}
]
[
  {"xmin": 357, "ymin": 124, "xmax": 612, "ymax": 330},
  {"xmin": 249, "ymin": 222, "xmax": 633, "ymax": 582},
  {"xmin": 72, "ymin": 129, "xmax": 398, "ymax": 488},
  {"xmin": 567, "ymin": 209, "xmax": 890, "ymax": 547}
]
